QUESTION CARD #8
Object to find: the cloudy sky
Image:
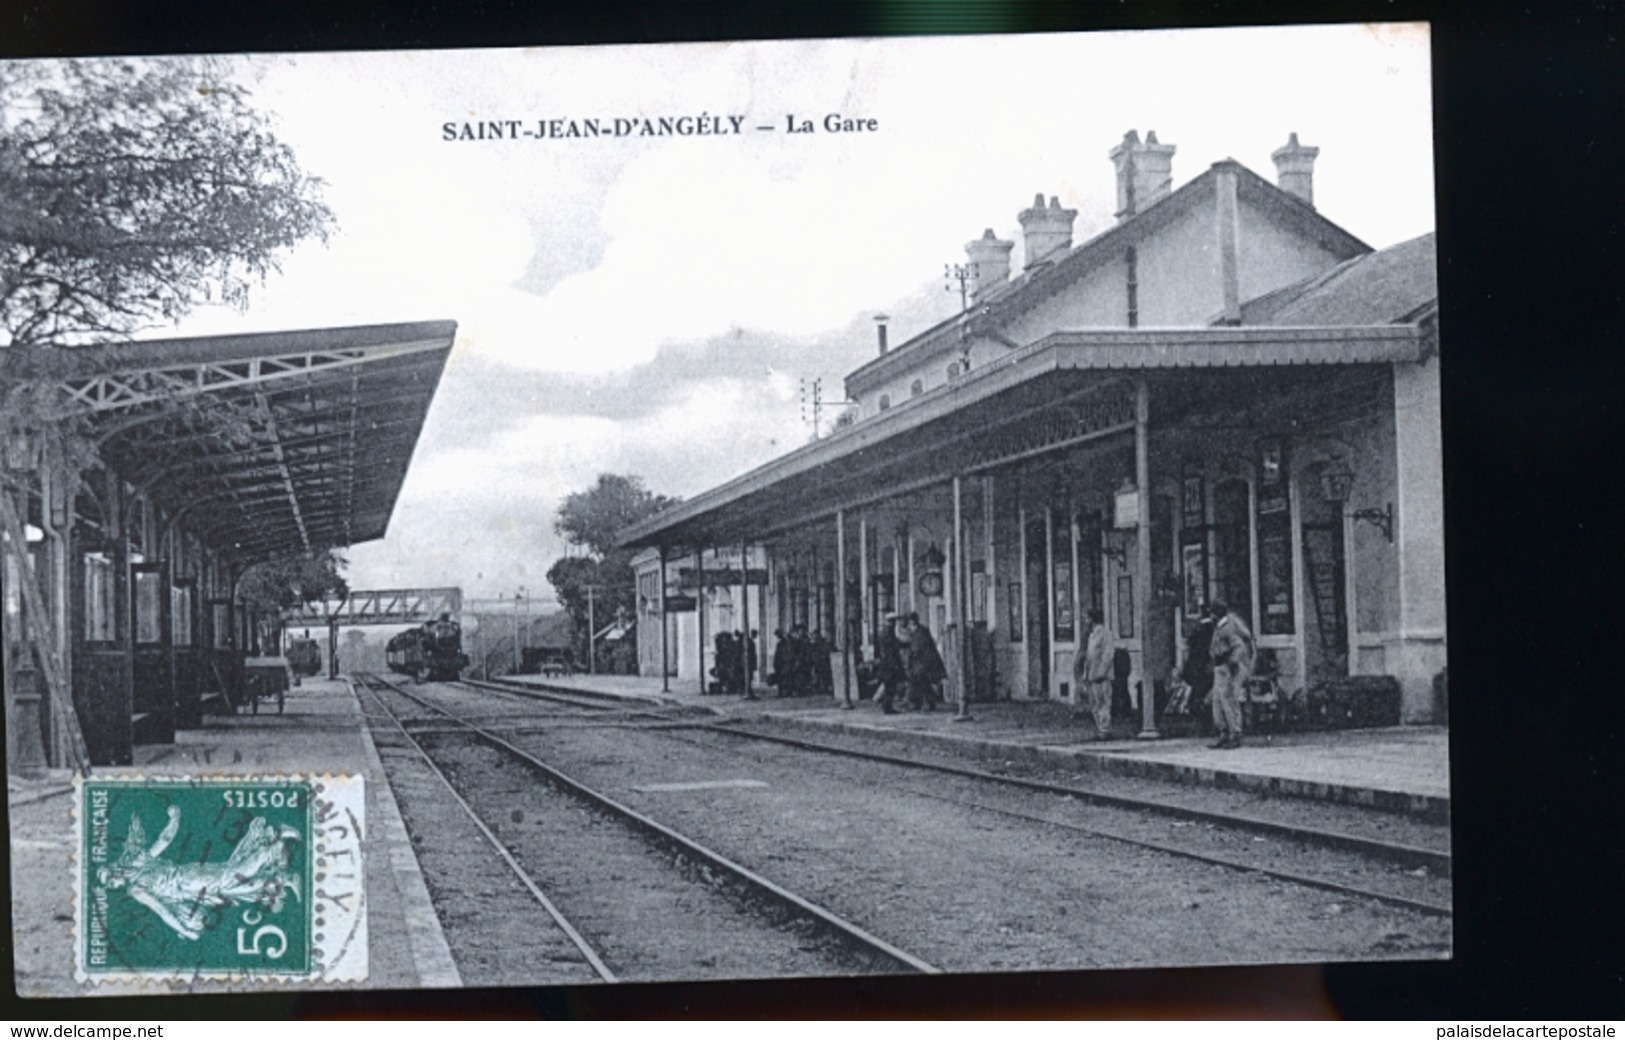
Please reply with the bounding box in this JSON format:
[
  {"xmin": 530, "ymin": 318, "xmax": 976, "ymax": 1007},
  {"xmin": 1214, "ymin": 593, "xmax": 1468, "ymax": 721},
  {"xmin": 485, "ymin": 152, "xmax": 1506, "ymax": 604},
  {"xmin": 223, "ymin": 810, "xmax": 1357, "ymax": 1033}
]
[{"xmin": 144, "ymin": 23, "xmax": 1433, "ymax": 604}]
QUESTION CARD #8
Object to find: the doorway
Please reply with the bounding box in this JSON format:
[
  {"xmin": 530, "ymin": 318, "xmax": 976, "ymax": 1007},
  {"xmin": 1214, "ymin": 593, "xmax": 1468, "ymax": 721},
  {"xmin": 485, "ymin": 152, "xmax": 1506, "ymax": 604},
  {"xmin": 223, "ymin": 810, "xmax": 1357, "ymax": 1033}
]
[{"xmin": 1024, "ymin": 514, "xmax": 1049, "ymax": 697}]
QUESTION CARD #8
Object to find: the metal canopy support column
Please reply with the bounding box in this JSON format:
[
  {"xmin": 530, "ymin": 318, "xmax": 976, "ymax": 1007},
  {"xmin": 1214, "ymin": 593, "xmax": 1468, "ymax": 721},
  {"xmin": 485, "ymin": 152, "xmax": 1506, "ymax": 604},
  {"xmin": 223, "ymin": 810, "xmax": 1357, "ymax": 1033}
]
[
  {"xmin": 658, "ymin": 544, "xmax": 669, "ymax": 693},
  {"xmin": 836, "ymin": 510, "xmax": 852, "ymax": 707},
  {"xmin": 695, "ymin": 548, "xmax": 705, "ymax": 695},
  {"xmin": 858, "ymin": 519, "xmax": 869, "ymax": 654},
  {"xmin": 328, "ymin": 618, "xmax": 339, "ymax": 679},
  {"xmin": 954, "ymin": 475, "xmax": 974, "ymax": 721},
  {"xmin": 739, "ymin": 539, "xmax": 752, "ymax": 697},
  {"xmin": 1135, "ymin": 378, "xmax": 1159, "ymax": 739}
]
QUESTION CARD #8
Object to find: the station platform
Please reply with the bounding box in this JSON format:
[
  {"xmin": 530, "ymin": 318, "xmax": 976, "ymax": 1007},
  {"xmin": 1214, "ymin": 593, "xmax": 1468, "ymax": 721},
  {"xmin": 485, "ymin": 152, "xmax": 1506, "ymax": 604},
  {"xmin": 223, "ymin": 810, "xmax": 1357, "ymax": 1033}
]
[
  {"xmin": 7, "ymin": 676, "xmax": 460, "ymax": 998},
  {"xmin": 499, "ymin": 672, "xmax": 1451, "ymax": 822}
]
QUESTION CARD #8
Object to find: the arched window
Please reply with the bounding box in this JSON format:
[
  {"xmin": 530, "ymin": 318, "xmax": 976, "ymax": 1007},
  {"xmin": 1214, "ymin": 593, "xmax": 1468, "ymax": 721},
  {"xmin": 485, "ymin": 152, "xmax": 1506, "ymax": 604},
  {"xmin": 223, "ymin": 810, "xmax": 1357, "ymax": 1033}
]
[
  {"xmin": 946, "ymin": 361, "xmax": 962, "ymax": 380},
  {"xmin": 877, "ymin": 394, "xmax": 891, "ymax": 411},
  {"xmin": 910, "ymin": 378, "xmax": 924, "ymax": 397}
]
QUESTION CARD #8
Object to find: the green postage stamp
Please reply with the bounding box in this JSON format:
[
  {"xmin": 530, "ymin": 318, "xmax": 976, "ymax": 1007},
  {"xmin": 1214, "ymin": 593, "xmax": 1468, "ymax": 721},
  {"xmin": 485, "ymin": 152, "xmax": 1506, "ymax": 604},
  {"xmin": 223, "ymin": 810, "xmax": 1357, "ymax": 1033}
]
[{"xmin": 75, "ymin": 775, "xmax": 367, "ymax": 985}]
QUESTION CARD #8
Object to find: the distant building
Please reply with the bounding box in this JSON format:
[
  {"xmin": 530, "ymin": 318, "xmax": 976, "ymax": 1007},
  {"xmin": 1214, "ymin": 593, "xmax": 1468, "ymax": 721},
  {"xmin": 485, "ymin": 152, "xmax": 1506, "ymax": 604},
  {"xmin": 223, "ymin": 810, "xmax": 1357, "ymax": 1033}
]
[{"xmin": 626, "ymin": 132, "xmax": 1442, "ymax": 725}]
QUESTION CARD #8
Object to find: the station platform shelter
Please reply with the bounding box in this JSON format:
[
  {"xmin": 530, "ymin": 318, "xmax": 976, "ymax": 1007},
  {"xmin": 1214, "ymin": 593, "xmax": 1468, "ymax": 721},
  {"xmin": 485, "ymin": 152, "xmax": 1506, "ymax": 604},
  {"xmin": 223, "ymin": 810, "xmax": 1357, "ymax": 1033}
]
[
  {"xmin": 2, "ymin": 320, "xmax": 456, "ymax": 772},
  {"xmin": 624, "ymin": 133, "xmax": 1445, "ymax": 740}
]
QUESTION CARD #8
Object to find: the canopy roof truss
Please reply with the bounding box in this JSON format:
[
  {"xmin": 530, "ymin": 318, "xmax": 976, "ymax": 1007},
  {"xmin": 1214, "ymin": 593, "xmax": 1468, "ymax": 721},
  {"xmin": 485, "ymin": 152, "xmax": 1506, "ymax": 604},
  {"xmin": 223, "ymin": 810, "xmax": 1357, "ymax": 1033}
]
[
  {"xmin": 621, "ymin": 324, "xmax": 1421, "ymax": 551},
  {"xmin": 37, "ymin": 321, "xmax": 456, "ymax": 564}
]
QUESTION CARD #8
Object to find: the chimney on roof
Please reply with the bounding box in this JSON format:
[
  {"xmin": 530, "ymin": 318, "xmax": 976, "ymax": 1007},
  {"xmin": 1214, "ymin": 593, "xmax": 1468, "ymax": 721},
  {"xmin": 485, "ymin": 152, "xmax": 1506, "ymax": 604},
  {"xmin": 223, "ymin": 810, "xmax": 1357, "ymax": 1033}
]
[
  {"xmin": 874, "ymin": 314, "xmax": 890, "ymax": 355},
  {"xmin": 1109, "ymin": 129, "xmax": 1177, "ymax": 222},
  {"xmin": 1271, "ymin": 132, "xmax": 1320, "ymax": 207},
  {"xmin": 1016, "ymin": 195, "xmax": 1077, "ymax": 269},
  {"xmin": 965, "ymin": 228, "xmax": 1015, "ymax": 298}
]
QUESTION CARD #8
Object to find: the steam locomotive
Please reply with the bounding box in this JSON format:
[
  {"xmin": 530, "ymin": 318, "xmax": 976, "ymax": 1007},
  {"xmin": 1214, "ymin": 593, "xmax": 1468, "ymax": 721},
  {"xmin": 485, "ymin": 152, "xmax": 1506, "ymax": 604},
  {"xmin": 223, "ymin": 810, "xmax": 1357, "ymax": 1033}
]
[{"xmin": 386, "ymin": 614, "xmax": 468, "ymax": 681}]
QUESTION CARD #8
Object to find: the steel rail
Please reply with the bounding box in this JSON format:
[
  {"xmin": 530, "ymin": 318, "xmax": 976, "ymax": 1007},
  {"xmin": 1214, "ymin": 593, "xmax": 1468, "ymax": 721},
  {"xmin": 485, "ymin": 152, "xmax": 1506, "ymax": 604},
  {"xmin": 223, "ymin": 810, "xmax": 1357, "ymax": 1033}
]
[
  {"xmin": 883, "ymin": 777, "xmax": 1451, "ymax": 918},
  {"xmin": 371, "ymin": 675, "xmax": 941, "ymax": 976},
  {"xmin": 703, "ymin": 721, "xmax": 1453, "ymax": 877},
  {"xmin": 457, "ymin": 677, "xmax": 674, "ymax": 712},
  {"xmin": 354, "ymin": 675, "xmax": 617, "ymax": 982},
  {"xmin": 599, "ymin": 720, "xmax": 1452, "ymax": 919},
  {"xmin": 466, "ymin": 676, "xmax": 1450, "ymax": 878}
]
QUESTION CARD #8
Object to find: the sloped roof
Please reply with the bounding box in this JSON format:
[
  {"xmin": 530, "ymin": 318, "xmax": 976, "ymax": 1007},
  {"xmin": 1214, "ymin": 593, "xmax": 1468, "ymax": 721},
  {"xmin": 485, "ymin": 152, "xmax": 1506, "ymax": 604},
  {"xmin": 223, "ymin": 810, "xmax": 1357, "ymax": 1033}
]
[
  {"xmin": 1239, "ymin": 232, "xmax": 1437, "ymax": 327},
  {"xmin": 847, "ymin": 160, "xmax": 1372, "ymax": 394},
  {"xmin": 620, "ymin": 324, "xmax": 1422, "ymax": 550},
  {"xmin": 46, "ymin": 320, "xmax": 456, "ymax": 563}
]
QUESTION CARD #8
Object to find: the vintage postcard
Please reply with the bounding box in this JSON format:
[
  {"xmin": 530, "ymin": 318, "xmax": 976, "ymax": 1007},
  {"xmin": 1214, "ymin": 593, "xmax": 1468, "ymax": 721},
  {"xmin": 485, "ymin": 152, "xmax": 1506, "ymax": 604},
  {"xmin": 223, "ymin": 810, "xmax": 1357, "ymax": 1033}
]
[{"xmin": 4, "ymin": 23, "xmax": 1445, "ymax": 998}]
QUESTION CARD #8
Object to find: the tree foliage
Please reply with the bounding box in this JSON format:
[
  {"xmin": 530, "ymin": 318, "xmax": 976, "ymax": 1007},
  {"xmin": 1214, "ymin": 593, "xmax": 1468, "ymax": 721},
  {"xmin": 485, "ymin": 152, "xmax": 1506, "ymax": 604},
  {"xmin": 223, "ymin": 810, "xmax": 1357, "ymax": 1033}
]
[
  {"xmin": 237, "ymin": 548, "xmax": 349, "ymax": 616},
  {"xmin": 554, "ymin": 474, "xmax": 679, "ymax": 558},
  {"xmin": 546, "ymin": 474, "xmax": 678, "ymax": 668},
  {"xmin": 0, "ymin": 56, "xmax": 335, "ymax": 349}
]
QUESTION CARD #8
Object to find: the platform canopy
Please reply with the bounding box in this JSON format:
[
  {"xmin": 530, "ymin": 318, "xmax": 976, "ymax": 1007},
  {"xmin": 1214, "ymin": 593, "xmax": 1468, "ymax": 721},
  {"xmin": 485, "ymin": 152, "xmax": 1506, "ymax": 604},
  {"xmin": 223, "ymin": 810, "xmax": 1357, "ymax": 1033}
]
[
  {"xmin": 618, "ymin": 323, "xmax": 1424, "ymax": 552},
  {"xmin": 20, "ymin": 320, "xmax": 456, "ymax": 563}
]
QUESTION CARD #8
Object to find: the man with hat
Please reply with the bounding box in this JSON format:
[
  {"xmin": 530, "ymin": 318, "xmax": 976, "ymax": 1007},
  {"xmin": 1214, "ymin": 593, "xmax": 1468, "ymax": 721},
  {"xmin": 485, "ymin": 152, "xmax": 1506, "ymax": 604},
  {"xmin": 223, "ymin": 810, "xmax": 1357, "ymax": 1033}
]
[
  {"xmin": 903, "ymin": 612, "xmax": 946, "ymax": 712},
  {"xmin": 874, "ymin": 613, "xmax": 906, "ymax": 714}
]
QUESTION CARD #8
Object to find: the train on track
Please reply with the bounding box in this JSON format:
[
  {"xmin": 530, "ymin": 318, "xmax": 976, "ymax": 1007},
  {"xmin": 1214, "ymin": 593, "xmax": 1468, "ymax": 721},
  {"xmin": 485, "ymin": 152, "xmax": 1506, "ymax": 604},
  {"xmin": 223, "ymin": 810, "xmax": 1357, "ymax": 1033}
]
[
  {"xmin": 386, "ymin": 613, "xmax": 469, "ymax": 681},
  {"xmin": 286, "ymin": 636, "xmax": 323, "ymax": 678}
]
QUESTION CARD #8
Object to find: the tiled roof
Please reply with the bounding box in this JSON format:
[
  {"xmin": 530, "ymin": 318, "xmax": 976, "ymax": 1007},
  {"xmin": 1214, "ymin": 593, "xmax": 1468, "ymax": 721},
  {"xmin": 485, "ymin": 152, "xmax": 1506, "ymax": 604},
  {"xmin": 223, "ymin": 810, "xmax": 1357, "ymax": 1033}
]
[
  {"xmin": 847, "ymin": 160, "xmax": 1372, "ymax": 394},
  {"xmin": 1239, "ymin": 232, "xmax": 1436, "ymax": 327}
]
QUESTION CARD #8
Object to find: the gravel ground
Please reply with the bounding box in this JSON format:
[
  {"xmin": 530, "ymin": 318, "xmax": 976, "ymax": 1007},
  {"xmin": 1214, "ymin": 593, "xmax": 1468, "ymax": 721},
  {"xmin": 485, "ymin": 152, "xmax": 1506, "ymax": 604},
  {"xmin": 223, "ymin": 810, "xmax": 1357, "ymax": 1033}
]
[
  {"xmin": 717, "ymin": 721, "xmax": 1452, "ymax": 858},
  {"xmin": 496, "ymin": 718, "xmax": 1451, "ymax": 973},
  {"xmin": 368, "ymin": 681, "xmax": 900, "ymax": 982},
  {"xmin": 682, "ymin": 728, "xmax": 1451, "ymax": 907},
  {"xmin": 726, "ymin": 717, "xmax": 1452, "ymax": 851},
  {"xmin": 359, "ymin": 685, "xmax": 603, "ymax": 987}
]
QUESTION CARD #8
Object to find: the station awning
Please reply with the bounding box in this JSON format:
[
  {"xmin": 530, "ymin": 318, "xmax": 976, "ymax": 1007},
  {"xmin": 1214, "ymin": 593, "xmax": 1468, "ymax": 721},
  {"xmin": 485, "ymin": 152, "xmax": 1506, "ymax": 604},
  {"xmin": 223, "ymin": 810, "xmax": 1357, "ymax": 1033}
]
[
  {"xmin": 619, "ymin": 323, "xmax": 1422, "ymax": 551},
  {"xmin": 35, "ymin": 320, "xmax": 456, "ymax": 563}
]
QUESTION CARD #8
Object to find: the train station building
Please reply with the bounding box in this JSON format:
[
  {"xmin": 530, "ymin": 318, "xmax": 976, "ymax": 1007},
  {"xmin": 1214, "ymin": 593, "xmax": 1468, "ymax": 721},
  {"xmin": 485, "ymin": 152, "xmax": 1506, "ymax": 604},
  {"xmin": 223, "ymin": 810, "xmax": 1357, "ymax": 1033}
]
[
  {"xmin": 623, "ymin": 131, "xmax": 1444, "ymax": 730},
  {"xmin": 1, "ymin": 320, "xmax": 456, "ymax": 770}
]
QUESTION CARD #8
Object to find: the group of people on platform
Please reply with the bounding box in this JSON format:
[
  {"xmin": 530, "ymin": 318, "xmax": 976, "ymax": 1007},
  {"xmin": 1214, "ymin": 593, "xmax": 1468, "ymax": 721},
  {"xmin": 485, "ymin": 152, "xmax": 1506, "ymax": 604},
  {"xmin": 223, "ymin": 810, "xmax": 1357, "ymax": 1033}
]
[
  {"xmin": 709, "ymin": 629, "xmax": 757, "ymax": 697},
  {"xmin": 1075, "ymin": 600, "xmax": 1256, "ymax": 748},
  {"xmin": 706, "ymin": 599, "xmax": 1255, "ymax": 749},
  {"xmin": 709, "ymin": 626, "xmax": 837, "ymax": 700},
  {"xmin": 767, "ymin": 625, "xmax": 834, "ymax": 700},
  {"xmin": 868, "ymin": 612, "xmax": 948, "ymax": 715}
]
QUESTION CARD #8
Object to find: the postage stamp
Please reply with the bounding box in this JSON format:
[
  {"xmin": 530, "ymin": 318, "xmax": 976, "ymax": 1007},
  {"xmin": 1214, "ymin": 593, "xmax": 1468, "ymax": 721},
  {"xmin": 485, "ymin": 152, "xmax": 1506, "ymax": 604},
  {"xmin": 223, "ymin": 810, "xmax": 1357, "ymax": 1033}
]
[{"xmin": 74, "ymin": 774, "xmax": 367, "ymax": 985}]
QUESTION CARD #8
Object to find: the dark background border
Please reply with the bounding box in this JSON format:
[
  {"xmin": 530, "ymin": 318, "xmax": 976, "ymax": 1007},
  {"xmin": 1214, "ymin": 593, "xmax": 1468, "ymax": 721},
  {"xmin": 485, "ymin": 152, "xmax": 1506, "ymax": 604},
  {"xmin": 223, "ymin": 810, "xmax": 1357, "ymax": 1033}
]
[{"xmin": 2, "ymin": 0, "xmax": 1620, "ymax": 1021}]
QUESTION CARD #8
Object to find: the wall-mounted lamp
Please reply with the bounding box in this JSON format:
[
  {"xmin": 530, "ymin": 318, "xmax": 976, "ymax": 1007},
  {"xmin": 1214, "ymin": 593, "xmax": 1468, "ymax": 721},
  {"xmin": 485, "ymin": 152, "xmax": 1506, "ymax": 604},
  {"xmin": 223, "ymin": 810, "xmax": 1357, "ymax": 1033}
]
[{"xmin": 1319, "ymin": 460, "xmax": 1394, "ymax": 543}]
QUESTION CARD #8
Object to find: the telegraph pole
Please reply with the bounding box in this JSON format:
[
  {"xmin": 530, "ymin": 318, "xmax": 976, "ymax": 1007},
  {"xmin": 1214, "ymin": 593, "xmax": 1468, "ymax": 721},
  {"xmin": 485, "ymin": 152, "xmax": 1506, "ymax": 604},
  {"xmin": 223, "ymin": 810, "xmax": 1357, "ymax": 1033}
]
[
  {"xmin": 511, "ymin": 592, "xmax": 520, "ymax": 675},
  {"xmin": 945, "ymin": 261, "xmax": 977, "ymax": 371}
]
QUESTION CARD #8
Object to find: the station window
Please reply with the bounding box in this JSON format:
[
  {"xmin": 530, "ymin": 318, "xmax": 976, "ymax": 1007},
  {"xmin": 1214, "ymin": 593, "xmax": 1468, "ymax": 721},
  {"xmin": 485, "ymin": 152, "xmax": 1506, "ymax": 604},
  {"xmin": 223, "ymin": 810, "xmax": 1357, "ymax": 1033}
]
[
  {"xmin": 877, "ymin": 394, "xmax": 891, "ymax": 412},
  {"xmin": 83, "ymin": 552, "xmax": 114, "ymax": 643},
  {"xmin": 5, "ymin": 547, "xmax": 27, "ymax": 646},
  {"xmin": 818, "ymin": 561, "xmax": 836, "ymax": 638},
  {"xmin": 211, "ymin": 602, "xmax": 233, "ymax": 650},
  {"xmin": 172, "ymin": 584, "xmax": 194, "ymax": 646},
  {"xmin": 134, "ymin": 570, "xmax": 163, "ymax": 645},
  {"xmin": 910, "ymin": 379, "xmax": 924, "ymax": 398}
]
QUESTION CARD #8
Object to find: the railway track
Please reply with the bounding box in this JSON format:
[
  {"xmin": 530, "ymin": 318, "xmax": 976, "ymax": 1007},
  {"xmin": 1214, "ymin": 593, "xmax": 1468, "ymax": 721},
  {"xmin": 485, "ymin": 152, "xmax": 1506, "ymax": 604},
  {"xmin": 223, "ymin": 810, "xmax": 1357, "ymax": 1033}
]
[
  {"xmin": 355, "ymin": 673, "xmax": 940, "ymax": 981},
  {"xmin": 464, "ymin": 674, "xmax": 1450, "ymax": 918},
  {"xmin": 470, "ymin": 675, "xmax": 1450, "ymax": 876}
]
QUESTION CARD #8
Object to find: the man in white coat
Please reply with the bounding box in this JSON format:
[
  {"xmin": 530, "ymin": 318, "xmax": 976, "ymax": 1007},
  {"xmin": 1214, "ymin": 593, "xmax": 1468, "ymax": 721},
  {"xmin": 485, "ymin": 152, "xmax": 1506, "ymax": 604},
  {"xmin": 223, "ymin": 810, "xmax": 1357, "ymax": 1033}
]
[
  {"xmin": 1074, "ymin": 609, "xmax": 1115, "ymax": 740},
  {"xmin": 1208, "ymin": 600, "xmax": 1256, "ymax": 749}
]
